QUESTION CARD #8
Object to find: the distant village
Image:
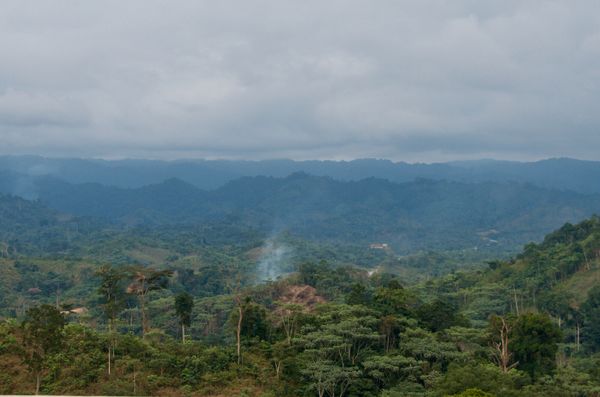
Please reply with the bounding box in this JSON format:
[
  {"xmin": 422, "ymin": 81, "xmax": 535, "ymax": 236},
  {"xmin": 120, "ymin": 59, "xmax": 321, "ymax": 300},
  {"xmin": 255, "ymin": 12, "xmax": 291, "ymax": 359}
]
[{"xmin": 369, "ymin": 243, "xmax": 388, "ymax": 250}]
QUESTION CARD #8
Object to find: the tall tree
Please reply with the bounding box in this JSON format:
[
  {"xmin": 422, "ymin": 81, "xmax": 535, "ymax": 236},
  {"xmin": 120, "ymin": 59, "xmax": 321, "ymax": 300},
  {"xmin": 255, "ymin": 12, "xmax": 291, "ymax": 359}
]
[
  {"xmin": 96, "ymin": 265, "xmax": 126, "ymax": 375},
  {"xmin": 582, "ymin": 285, "xmax": 600, "ymax": 352},
  {"xmin": 302, "ymin": 359, "xmax": 360, "ymax": 397},
  {"xmin": 97, "ymin": 265, "xmax": 126, "ymax": 329},
  {"xmin": 489, "ymin": 315, "xmax": 517, "ymax": 373},
  {"xmin": 174, "ymin": 292, "xmax": 194, "ymax": 343},
  {"xmin": 229, "ymin": 296, "xmax": 270, "ymax": 364},
  {"xmin": 275, "ymin": 302, "xmax": 303, "ymax": 346},
  {"xmin": 234, "ymin": 294, "xmax": 244, "ymax": 365},
  {"xmin": 126, "ymin": 267, "xmax": 173, "ymax": 337},
  {"xmin": 228, "ymin": 276, "xmax": 247, "ymax": 365},
  {"xmin": 416, "ymin": 299, "xmax": 467, "ymax": 332},
  {"xmin": 346, "ymin": 283, "xmax": 370, "ymax": 306},
  {"xmin": 511, "ymin": 313, "xmax": 562, "ymax": 380},
  {"xmin": 20, "ymin": 305, "xmax": 65, "ymax": 395},
  {"xmin": 380, "ymin": 315, "xmax": 402, "ymax": 353},
  {"xmin": 298, "ymin": 304, "xmax": 380, "ymax": 367}
]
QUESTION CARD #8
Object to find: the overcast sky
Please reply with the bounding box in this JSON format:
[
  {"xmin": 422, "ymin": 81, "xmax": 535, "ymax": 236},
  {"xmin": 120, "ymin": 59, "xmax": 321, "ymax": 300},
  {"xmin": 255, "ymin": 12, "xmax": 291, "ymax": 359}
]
[{"xmin": 1, "ymin": 1, "xmax": 599, "ymax": 162}]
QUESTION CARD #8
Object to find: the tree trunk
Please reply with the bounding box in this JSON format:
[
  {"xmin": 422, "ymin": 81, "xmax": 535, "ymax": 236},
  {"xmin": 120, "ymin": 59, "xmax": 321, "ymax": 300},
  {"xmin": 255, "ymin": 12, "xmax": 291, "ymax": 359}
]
[
  {"xmin": 583, "ymin": 250, "xmax": 591, "ymax": 271},
  {"xmin": 493, "ymin": 317, "xmax": 516, "ymax": 373},
  {"xmin": 140, "ymin": 293, "xmax": 148, "ymax": 337},
  {"xmin": 576, "ymin": 322, "xmax": 581, "ymax": 351},
  {"xmin": 281, "ymin": 312, "xmax": 294, "ymax": 346},
  {"xmin": 274, "ymin": 360, "xmax": 281, "ymax": 379},
  {"xmin": 35, "ymin": 372, "xmax": 41, "ymax": 395},
  {"xmin": 108, "ymin": 322, "xmax": 112, "ymax": 375},
  {"xmin": 237, "ymin": 305, "xmax": 243, "ymax": 365},
  {"xmin": 129, "ymin": 307, "xmax": 134, "ymax": 332},
  {"xmin": 182, "ymin": 324, "xmax": 185, "ymax": 343},
  {"xmin": 139, "ymin": 275, "xmax": 149, "ymax": 337}
]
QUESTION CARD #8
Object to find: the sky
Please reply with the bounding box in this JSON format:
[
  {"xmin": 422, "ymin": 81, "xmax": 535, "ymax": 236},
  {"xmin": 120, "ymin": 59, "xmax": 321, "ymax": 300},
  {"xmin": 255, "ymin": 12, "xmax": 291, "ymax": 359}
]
[{"xmin": 1, "ymin": 1, "xmax": 599, "ymax": 162}]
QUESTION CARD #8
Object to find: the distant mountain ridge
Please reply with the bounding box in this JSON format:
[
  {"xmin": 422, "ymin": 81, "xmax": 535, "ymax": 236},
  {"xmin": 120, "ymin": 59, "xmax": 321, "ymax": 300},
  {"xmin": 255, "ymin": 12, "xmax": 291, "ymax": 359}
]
[
  {"xmin": 2, "ymin": 155, "xmax": 600, "ymax": 193},
  {"xmin": 1, "ymin": 171, "xmax": 599, "ymax": 254}
]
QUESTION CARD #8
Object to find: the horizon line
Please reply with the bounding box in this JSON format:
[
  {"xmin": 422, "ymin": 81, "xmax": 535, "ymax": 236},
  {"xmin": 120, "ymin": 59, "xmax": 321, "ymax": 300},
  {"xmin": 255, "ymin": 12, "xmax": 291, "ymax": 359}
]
[{"xmin": 0, "ymin": 154, "xmax": 596, "ymax": 165}]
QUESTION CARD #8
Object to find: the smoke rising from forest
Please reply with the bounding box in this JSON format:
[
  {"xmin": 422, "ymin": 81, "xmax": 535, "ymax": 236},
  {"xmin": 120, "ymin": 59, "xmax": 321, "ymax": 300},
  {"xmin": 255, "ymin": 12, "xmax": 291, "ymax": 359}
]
[{"xmin": 255, "ymin": 238, "xmax": 293, "ymax": 282}]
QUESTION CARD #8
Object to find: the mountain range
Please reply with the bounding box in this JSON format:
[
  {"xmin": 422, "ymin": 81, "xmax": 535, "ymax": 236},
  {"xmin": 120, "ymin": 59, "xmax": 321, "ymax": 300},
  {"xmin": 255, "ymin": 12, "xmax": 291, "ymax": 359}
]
[
  {"xmin": 1, "ymin": 168, "xmax": 599, "ymax": 254},
  {"xmin": 2, "ymin": 155, "xmax": 600, "ymax": 193}
]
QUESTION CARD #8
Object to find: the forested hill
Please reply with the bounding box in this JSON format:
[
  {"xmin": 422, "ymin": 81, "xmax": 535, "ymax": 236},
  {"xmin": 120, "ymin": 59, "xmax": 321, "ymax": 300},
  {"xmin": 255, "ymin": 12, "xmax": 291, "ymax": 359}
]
[
  {"xmin": 2, "ymin": 172, "xmax": 600, "ymax": 253},
  {"xmin": 0, "ymin": 194, "xmax": 107, "ymax": 256},
  {"xmin": 478, "ymin": 216, "xmax": 600, "ymax": 306},
  {"xmin": 430, "ymin": 216, "xmax": 600, "ymax": 358},
  {"xmin": 3, "ymin": 155, "xmax": 600, "ymax": 193},
  {"xmin": 2, "ymin": 215, "xmax": 600, "ymax": 395}
]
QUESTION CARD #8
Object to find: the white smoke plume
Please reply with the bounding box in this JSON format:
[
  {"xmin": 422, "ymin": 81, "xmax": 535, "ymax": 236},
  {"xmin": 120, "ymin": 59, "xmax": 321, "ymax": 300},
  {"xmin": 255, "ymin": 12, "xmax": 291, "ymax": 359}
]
[{"xmin": 256, "ymin": 238, "xmax": 293, "ymax": 283}]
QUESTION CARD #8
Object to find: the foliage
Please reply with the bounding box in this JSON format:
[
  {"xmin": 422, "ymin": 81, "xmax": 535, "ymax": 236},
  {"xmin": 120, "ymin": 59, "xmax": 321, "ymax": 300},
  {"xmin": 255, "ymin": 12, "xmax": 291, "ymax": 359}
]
[
  {"xmin": 20, "ymin": 305, "xmax": 66, "ymax": 394},
  {"xmin": 174, "ymin": 292, "xmax": 194, "ymax": 329},
  {"xmin": 3, "ymin": 202, "xmax": 600, "ymax": 395},
  {"xmin": 510, "ymin": 313, "xmax": 562, "ymax": 380},
  {"xmin": 582, "ymin": 285, "xmax": 600, "ymax": 352}
]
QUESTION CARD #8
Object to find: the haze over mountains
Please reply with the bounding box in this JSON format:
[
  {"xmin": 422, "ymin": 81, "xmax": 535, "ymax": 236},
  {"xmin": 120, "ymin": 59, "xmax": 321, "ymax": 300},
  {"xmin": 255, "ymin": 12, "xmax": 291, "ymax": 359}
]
[
  {"xmin": 2, "ymin": 155, "xmax": 600, "ymax": 193},
  {"xmin": 1, "ymin": 155, "xmax": 600, "ymax": 254}
]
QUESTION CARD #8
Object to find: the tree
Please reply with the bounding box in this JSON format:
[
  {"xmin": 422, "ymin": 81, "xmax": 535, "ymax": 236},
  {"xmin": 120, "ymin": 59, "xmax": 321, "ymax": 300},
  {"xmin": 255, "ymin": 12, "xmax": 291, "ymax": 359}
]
[
  {"xmin": 230, "ymin": 296, "xmax": 269, "ymax": 365},
  {"xmin": 20, "ymin": 305, "xmax": 65, "ymax": 394},
  {"xmin": 298, "ymin": 261, "xmax": 328, "ymax": 287},
  {"xmin": 97, "ymin": 265, "xmax": 126, "ymax": 329},
  {"xmin": 521, "ymin": 364, "xmax": 600, "ymax": 396},
  {"xmin": 274, "ymin": 302, "xmax": 304, "ymax": 345},
  {"xmin": 41, "ymin": 272, "xmax": 72, "ymax": 309},
  {"xmin": 582, "ymin": 286, "xmax": 600, "ymax": 352},
  {"xmin": 346, "ymin": 283, "xmax": 370, "ymax": 306},
  {"xmin": 97, "ymin": 265, "xmax": 126, "ymax": 375},
  {"xmin": 175, "ymin": 292, "xmax": 194, "ymax": 343},
  {"xmin": 298, "ymin": 304, "xmax": 380, "ymax": 367},
  {"xmin": 568, "ymin": 307, "xmax": 584, "ymax": 352},
  {"xmin": 125, "ymin": 267, "xmax": 173, "ymax": 337},
  {"xmin": 233, "ymin": 294, "xmax": 245, "ymax": 365},
  {"xmin": 373, "ymin": 284, "xmax": 417, "ymax": 317},
  {"xmin": 488, "ymin": 315, "xmax": 517, "ymax": 373},
  {"xmin": 449, "ymin": 388, "xmax": 494, "ymax": 397},
  {"xmin": 538, "ymin": 289, "xmax": 573, "ymax": 328},
  {"xmin": 416, "ymin": 299, "xmax": 468, "ymax": 332},
  {"xmin": 511, "ymin": 313, "xmax": 562, "ymax": 380},
  {"xmin": 435, "ymin": 363, "xmax": 528, "ymax": 397},
  {"xmin": 580, "ymin": 227, "xmax": 600, "ymax": 269},
  {"xmin": 239, "ymin": 301, "xmax": 269, "ymax": 340},
  {"xmin": 301, "ymin": 359, "xmax": 360, "ymax": 397},
  {"xmin": 380, "ymin": 315, "xmax": 402, "ymax": 353},
  {"xmin": 362, "ymin": 354, "xmax": 420, "ymax": 388},
  {"xmin": 296, "ymin": 304, "xmax": 380, "ymax": 396},
  {"xmin": 399, "ymin": 326, "xmax": 463, "ymax": 372},
  {"xmin": 270, "ymin": 340, "xmax": 291, "ymax": 379}
]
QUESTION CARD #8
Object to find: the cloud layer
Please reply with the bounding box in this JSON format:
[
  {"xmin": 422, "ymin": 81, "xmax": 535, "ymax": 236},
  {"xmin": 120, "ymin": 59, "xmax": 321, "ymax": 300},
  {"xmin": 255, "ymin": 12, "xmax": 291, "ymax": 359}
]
[{"xmin": 1, "ymin": 1, "xmax": 599, "ymax": 161}]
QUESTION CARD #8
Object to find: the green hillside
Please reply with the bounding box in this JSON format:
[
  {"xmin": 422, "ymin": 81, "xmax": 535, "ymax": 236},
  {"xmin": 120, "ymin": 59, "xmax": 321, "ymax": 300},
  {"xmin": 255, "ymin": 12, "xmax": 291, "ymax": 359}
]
[
  {"xmin": 1, "ymin": 217, "xmax": 600, "ymax": 396},
  {"xmin": 3, "ymin": 173, "xmax": 600, "ymax": 255}
]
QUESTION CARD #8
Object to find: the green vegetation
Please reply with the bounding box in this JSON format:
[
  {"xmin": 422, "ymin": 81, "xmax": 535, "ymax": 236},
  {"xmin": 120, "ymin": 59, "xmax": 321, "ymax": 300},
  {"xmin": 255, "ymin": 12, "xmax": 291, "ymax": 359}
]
[
  {"xmin": 2, "ymin": 187, "xmax": 600, "ymax": 395},
  {"xmin": 20, "ymin": 305, "xmax": 66, "ymax": 394},
  {"xmin": 5, "ymin": 168, "xmax": 600, "ymax": 255}
]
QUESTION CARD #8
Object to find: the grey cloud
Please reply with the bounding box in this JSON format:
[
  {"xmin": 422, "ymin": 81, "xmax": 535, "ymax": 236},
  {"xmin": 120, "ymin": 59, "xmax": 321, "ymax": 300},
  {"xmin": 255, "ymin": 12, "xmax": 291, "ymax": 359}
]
[
  {"xmin": 0, "ymin": 0, "xmax": 599, "ymax": 161},
  {"xmin": 0, "ymin": 89, "xmax": 89, "ymax": 127}
]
